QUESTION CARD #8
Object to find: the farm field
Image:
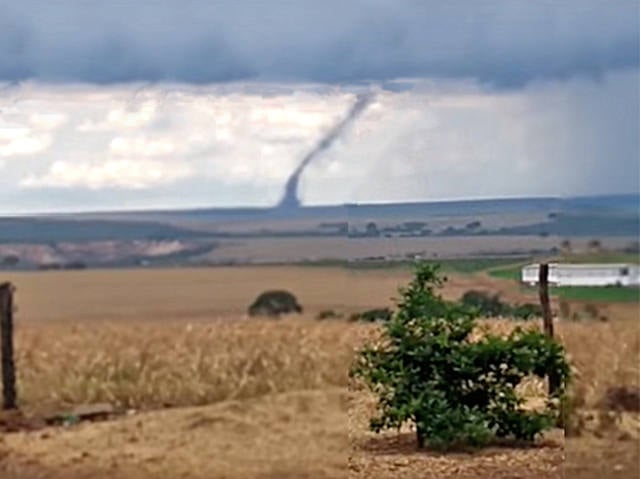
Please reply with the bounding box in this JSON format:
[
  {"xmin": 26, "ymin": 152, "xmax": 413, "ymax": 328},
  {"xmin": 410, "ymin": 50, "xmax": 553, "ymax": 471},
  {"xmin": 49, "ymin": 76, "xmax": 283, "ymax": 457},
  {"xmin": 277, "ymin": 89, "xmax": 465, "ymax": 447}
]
[
  {"xmin": 4, "ymin": 264, "xmax": 552, "ymax": 322},
  {"xmin": 201, "ymin": 235, "xmax": 634, "ymax": 263},
  {"xmin": 552, "ymin": 286, "xmax": 639, "ymax": 303},
  {"xmin": 0, "ymin": 266, "xmax": 638, "ymax": 478}
]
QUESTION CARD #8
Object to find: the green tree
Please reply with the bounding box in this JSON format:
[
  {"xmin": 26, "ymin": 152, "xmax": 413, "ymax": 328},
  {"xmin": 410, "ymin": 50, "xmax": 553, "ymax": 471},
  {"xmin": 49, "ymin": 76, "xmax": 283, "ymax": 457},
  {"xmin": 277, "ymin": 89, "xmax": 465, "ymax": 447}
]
[
  {"xmin": 248, "ymin": 290, "xmax": 302, "ymax": 317},
  {"xmin": 351, "ymin": 263, "xmax": 570, "ymax": 449}
]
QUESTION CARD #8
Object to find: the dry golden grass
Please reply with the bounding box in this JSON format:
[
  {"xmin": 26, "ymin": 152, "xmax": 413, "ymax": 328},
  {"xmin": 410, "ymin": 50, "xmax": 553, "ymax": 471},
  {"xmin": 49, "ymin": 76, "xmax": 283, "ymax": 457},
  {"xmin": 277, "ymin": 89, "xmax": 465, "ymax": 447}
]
[
  {"xmin": 13, "ymin": 312, "xmax": 638, "ymax": 416},
  {"xmin": 558, "ymin": 314, "xmax": 640, "ymax": 408},
  {"xmin": 15, "ymin": 317, "xmax": 365, "ymax": 413}
]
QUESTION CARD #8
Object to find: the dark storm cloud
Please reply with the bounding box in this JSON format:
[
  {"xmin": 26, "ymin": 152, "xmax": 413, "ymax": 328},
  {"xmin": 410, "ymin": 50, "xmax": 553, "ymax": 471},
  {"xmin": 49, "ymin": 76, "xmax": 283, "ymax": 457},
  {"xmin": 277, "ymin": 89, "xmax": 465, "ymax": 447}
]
[{"xmin": 0, "ymin": 0, "xmax": 637, "ymax": 86}]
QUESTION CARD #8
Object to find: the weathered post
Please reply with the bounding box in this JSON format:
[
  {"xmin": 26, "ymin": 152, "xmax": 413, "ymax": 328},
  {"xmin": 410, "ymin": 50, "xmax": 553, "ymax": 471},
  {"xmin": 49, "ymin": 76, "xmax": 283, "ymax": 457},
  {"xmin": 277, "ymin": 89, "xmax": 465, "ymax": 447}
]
[
  {"xmin": 538, "ymin": 264, "xmax": 553, "ymax": 337},
  {"xmin": 538, "ymin": 264, "xmax": 559, "ymax": 396},
  {"xmin": 0, "ymin": 282, "xmax": 17, "ymax": 410}
]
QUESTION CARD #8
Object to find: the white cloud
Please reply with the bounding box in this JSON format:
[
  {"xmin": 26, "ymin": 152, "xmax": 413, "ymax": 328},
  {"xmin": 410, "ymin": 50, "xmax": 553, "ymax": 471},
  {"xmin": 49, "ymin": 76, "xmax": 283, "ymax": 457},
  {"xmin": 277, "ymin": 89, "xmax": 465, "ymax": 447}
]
[
  {"xmin": 21, "ymin": 159, "xmax": 193, "ymax": 189},
  {"xmin": 77, "ymin": 99, "xmax": 158, "ymax": 131},
  {"xmin": 0, "ymin": 74, "xmax": 636, "ymax": 212},
  {"xmin": 0, "ymin": 127, "xmax": 52, "ymax": 157},
  {"xmin": 107, "ymin": 101, "xmax": 157, "ymax": 128},
  {"xmin": 28, "ymin": 113, "xmax": 67, "ymax": 130},
  {"xmin": 1, "ymin": 101, "xmax": 65, "ymax": 157},
  {"xmin": 109, "ymin": 136, "xmax": 176, "ymax": 156}
]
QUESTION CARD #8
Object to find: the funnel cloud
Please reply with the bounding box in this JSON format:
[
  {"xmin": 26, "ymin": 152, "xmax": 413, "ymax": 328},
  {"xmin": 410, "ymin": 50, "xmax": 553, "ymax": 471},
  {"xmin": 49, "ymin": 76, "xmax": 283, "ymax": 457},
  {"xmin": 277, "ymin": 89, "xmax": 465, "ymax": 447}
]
[{"xmin": 277, "ymin": 93, "xmax": 373, "ymax": 209}]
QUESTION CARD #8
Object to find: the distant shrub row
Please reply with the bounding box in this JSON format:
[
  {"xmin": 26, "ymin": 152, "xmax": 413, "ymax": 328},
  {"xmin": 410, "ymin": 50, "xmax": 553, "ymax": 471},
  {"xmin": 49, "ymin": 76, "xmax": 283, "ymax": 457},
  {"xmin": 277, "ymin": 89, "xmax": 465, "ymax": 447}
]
[
  {"xmin": 460, "ymin": 290, "xmax": 542, "ymax": 320},
  {"xmin": 247, "ymin": 289, "xmax": 540, "ymax": 322}
]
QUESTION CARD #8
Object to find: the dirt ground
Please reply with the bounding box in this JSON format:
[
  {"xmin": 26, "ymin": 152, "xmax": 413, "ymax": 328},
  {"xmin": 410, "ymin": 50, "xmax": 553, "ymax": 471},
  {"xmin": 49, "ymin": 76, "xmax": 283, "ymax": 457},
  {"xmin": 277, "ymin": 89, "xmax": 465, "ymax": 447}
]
[
  {"xmin": 2, "ymin": 389, "xmax": 638, "ymax": 479},
  {"xmin": 1, "ymin": 389, "xmax": 348, "ymax": 479}
]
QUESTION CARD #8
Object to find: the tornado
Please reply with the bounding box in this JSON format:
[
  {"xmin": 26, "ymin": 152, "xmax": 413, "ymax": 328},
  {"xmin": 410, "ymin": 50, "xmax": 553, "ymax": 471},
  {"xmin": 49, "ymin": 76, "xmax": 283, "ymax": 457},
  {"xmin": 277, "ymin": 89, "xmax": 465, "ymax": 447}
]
[{"xmin": 277, "ymin": 92, "xmax": 374, "ymax": 209}]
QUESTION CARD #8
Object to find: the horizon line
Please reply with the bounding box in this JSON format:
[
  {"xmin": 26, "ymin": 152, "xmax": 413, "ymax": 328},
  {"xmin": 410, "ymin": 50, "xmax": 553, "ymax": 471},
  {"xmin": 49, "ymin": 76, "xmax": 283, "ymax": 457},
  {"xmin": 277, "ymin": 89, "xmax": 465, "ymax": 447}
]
[{"xmin": 2, "ymin": 192, "xmax": 637, "ymax": 218}]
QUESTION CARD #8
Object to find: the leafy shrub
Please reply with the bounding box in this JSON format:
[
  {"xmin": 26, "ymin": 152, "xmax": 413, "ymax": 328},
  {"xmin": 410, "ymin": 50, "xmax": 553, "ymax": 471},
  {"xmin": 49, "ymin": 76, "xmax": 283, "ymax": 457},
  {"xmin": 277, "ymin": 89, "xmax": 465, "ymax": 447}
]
[
  {"xmin": 460, "ymin": 290, "xmax": 508, "ymax": 317},
  {"xmin": 351, "ymin": 263, "xmax": 570, "ymax": 449},
  {"xmin": 248, "ymin": 290, "xmax": 302, "ymax": 317},
  {"xmin": 461, "ymin": 291, "xmax": 541, "ymax": 320},
  {"xmin": 349, "ymin": 308, "xmax": 393, "ymax": 322}
]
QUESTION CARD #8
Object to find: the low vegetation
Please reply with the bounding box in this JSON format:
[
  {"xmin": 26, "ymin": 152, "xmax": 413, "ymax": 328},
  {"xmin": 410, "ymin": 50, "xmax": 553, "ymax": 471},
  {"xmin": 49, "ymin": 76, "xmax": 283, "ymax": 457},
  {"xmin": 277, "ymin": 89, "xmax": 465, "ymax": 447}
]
[
  {"xmin": 351, "ymin": 263, "xmax": 570, "ymax": 448},
  {"xmin": 348, "ymin": 308, "xmax": 393, "ymax": 323},
  {"xmin": 247, "ymin": 290, "xmax": 303, "ymax": 317},
  {"xmin": 13, "ymin": 311, "xmax": 637, "ymax": 427},
  {"xmin": 460, "ymin": 290, "xmax": 542, "ymax": 319}
]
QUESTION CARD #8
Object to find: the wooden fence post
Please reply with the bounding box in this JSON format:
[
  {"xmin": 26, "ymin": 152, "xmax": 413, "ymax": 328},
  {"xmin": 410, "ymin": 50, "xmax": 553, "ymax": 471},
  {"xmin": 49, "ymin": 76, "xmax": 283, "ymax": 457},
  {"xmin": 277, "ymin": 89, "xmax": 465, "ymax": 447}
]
[
  {"xmin": 538, "ymin": 264, "xmax": 559, "ymax": 396},
  {"xmin": 0, "ymin": 282, "xmax": 17, "ymax": 410}
]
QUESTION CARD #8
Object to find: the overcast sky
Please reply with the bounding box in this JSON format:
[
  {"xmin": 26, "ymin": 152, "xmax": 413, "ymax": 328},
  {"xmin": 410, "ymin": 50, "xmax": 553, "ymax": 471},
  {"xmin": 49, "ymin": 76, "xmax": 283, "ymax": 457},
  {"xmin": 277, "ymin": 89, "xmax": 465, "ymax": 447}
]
[{"xmin": 0, "ymin": 0, "xmax": 638, "ymax": 213}]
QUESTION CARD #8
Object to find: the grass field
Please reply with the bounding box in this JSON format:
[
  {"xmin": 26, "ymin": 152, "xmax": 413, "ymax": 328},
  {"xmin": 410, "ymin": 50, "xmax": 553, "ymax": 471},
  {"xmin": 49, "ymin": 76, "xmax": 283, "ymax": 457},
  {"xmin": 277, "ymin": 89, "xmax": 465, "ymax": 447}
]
[
  {"xmin": 552, "ymin": 285, "xmax": 640, "ymax": 303},
  {"xmin": 488, "ymin": 265, "xmax": 523, "ymax": 281},
  {"xmin": 0, "ymin": 266, "xmax": 638, "ymax": 478}
]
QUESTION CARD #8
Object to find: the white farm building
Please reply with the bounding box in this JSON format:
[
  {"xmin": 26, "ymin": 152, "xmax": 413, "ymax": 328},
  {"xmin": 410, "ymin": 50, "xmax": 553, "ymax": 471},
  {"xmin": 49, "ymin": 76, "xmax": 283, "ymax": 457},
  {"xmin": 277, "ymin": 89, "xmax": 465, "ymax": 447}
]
[{"xmin": 521, "ymin": 263, "xmax": 640, "ymax": 287}]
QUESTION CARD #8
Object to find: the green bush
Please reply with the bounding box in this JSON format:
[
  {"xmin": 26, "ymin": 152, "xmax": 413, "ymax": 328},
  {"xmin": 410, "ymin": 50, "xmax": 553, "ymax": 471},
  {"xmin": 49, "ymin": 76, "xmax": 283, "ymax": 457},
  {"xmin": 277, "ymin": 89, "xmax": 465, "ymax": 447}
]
[
  {"xmin": 460, "ymin": 290, "xmax": 507, "ymax": 317},
  {"xmin": 351, "ymin": 263, "xmax": 570, "ymax": 449},
  {"xmin": 349, "ymin": 308, "xmax": 393, "ymax": 322},
  {"xmin": 460, "ymin": 290, "xmax": 540, "ymax": 320},
  {"xmin": 248, "ymin": 290, "xmax": 303, "ymax": 317}
]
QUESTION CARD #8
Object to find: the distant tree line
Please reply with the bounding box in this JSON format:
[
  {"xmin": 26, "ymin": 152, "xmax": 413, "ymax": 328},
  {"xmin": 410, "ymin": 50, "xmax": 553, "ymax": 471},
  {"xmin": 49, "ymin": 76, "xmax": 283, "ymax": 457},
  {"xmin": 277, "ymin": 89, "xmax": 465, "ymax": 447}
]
[{"xmin": 37, "ymin": 261, "xmax": 87, "ymax": 271}]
